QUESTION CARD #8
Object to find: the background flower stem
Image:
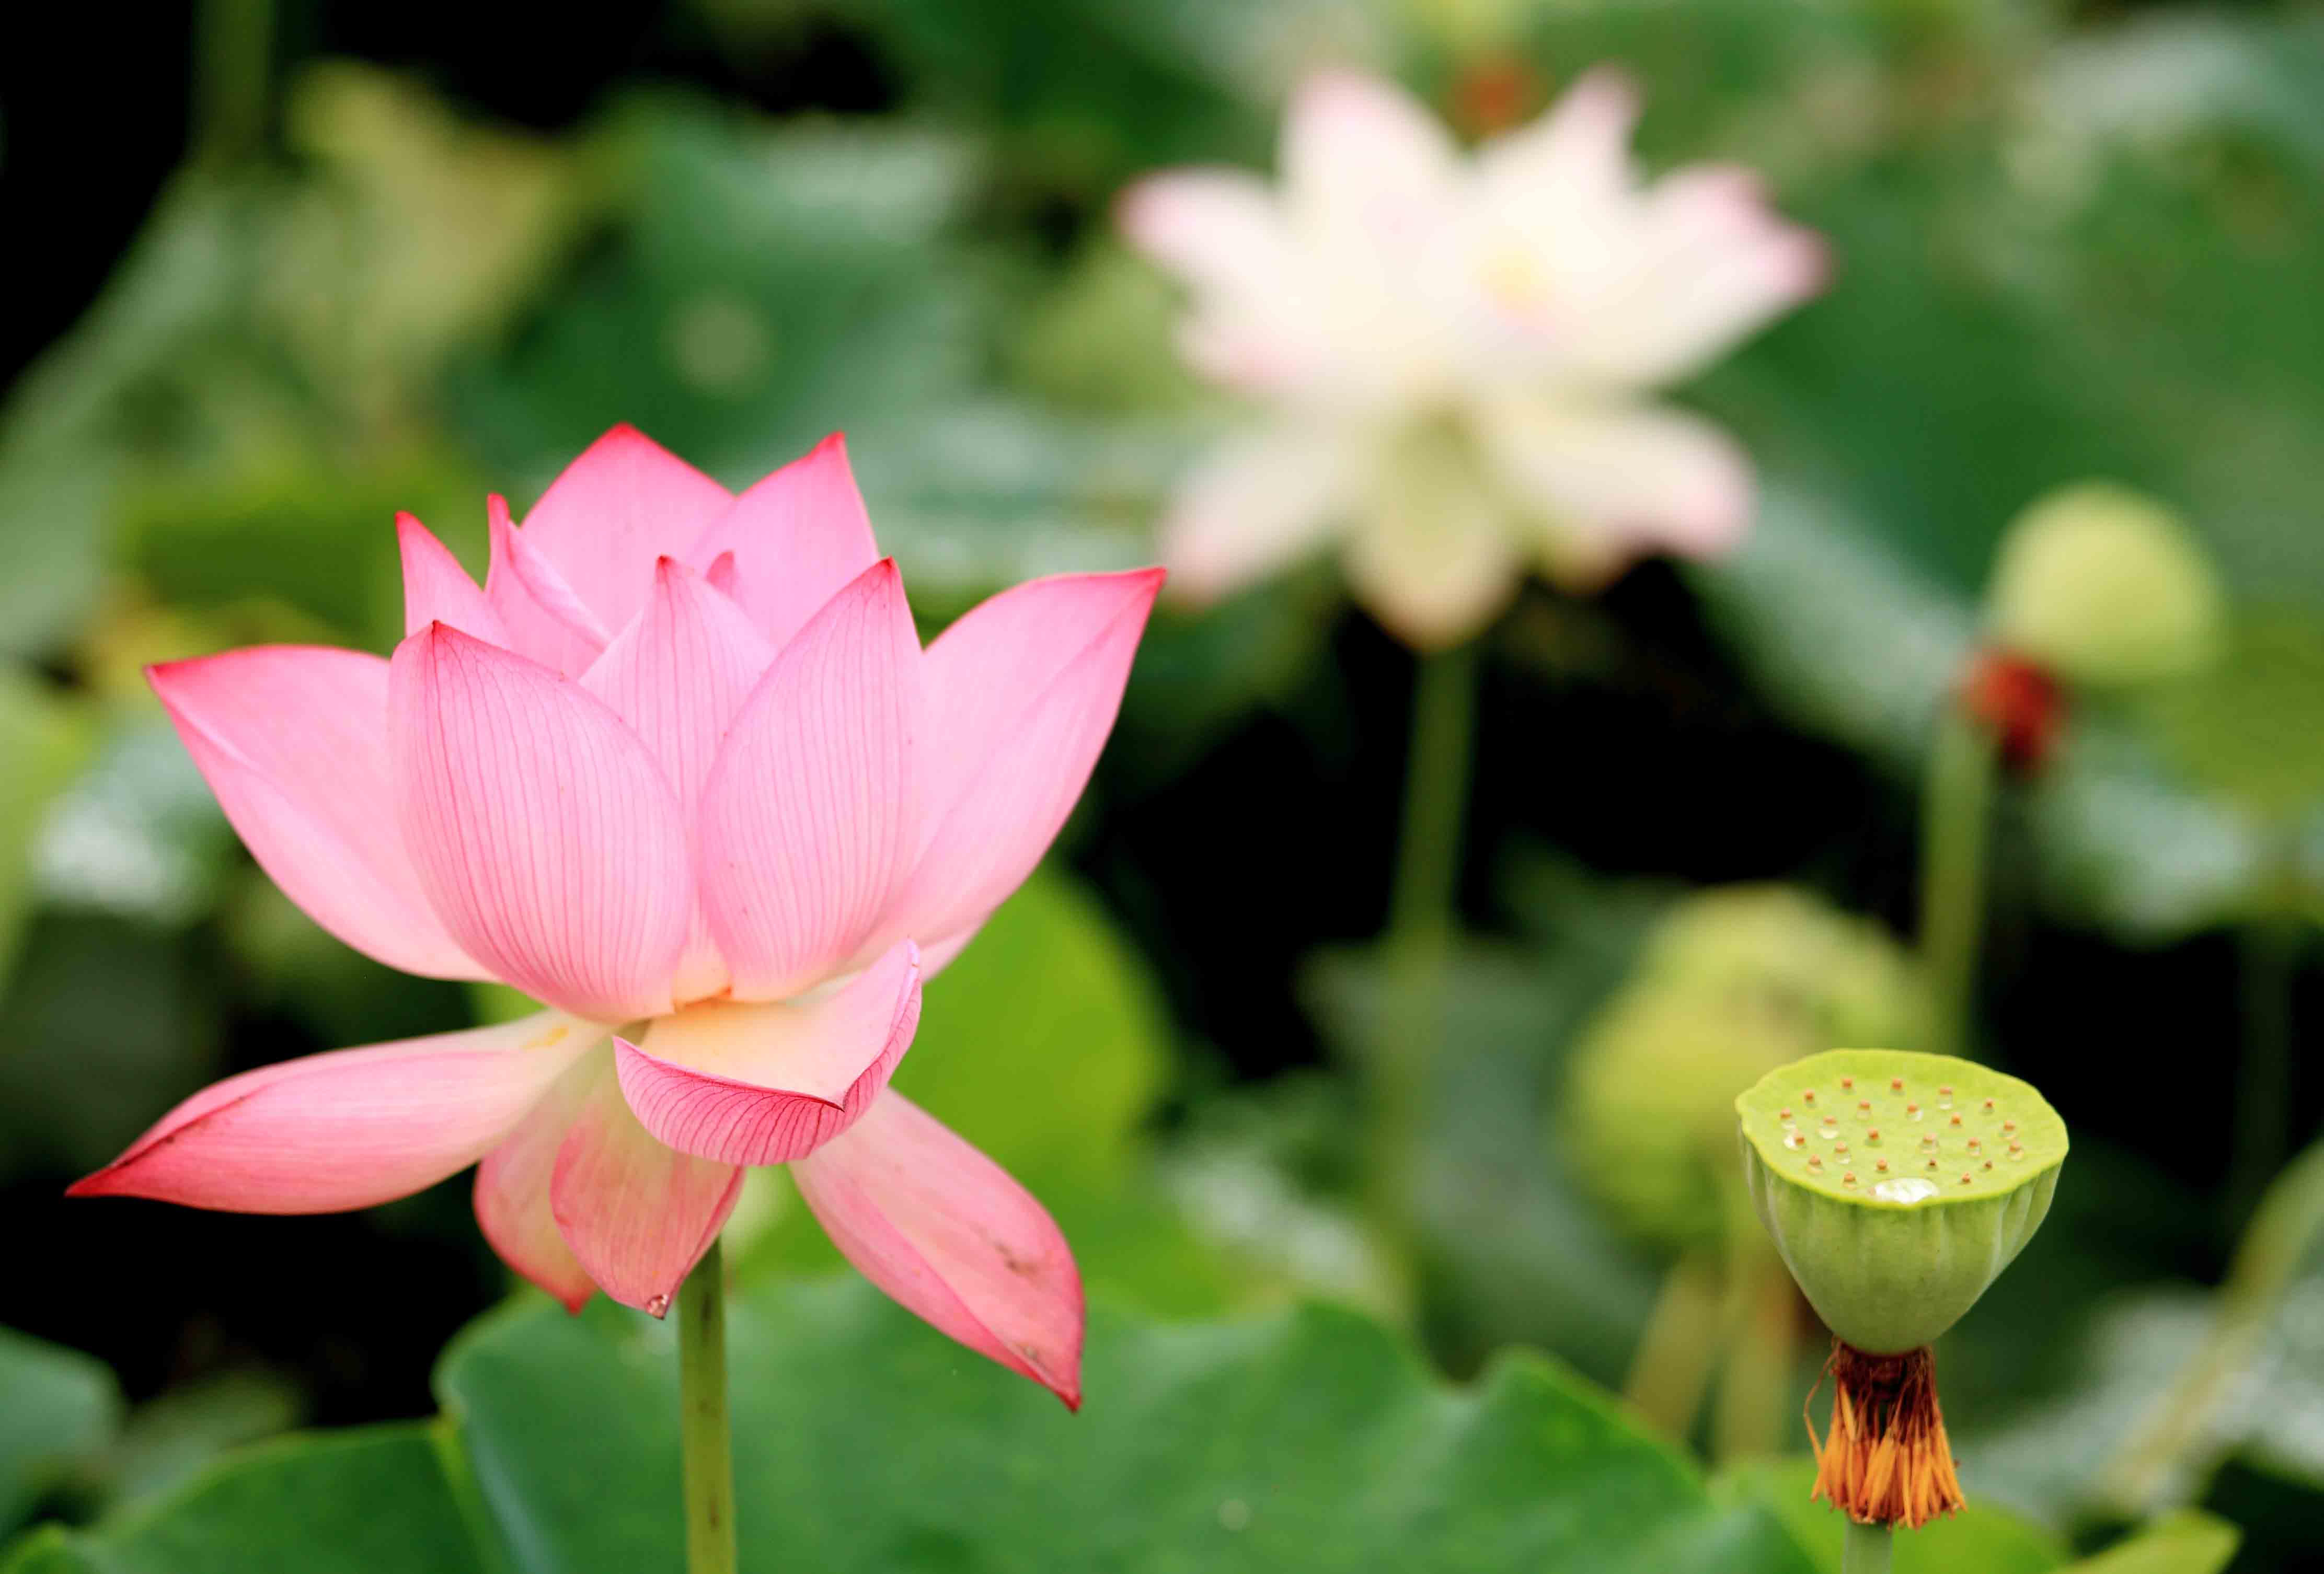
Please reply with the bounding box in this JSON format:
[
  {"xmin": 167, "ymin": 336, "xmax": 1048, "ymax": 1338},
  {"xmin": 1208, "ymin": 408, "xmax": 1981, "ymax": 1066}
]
[
  {"xmin": 2230, "ymin": 883, "xmax": 2303, "ymax": 1230},
  {"xmin": 1369, "ymin": 642, "xmax": 1480, "ymax": 1272},
  {"xmin": 1919, "ymin": 705, "xmax": 1997, "ymax": 1059},
  {"xmin": 1843, "ymin": 1519, "xmax": 1893, "ymax": 1574},
  {"xmin": 679, "ymin": 1239, "xmax": 738, "ymax": 1574},
  {"xmin": 194, "ymin": 0, "xmax": 272, "ymax": 165}
]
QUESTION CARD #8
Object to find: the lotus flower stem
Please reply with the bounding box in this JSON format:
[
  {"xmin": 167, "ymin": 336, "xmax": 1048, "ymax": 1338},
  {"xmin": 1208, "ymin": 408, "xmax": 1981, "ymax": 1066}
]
[
  {"xmin": 1370, "ymin": 643, "xmax": 1479, "ymax": 1259},
  {"xmin": 1918, "ymin": 705, "xmax": 1996, "ymax": 1059},
  {"xmin": 1712, "ymin": 1189, "xmax": 1796, "ymax": 1464},
  {"xmin": 1843, "ymin": 1519, "xmax": 1893, "ymax": 1574},
  {"xmin": 678, "ymin": 1239, "xmax": 738, "ymax": 1574},
  {"xmin": 2106, "ymin": 1131, "xmax": 2324, "ymax": 1512},
  {"xmin": 1388, "ymin": 643, "xmax": 1478, "ymax": 952},
  {"xmin": 1624, "ymin": 1251, "xmax": 1722, "ymax": 1439},
  {"xmin": 194, "ymin": 0, "xmax": 272, "ymax": 164},
  {"xmin": 2229, "ymin": 902, "xmax": 2301, "ymax": 1227}
]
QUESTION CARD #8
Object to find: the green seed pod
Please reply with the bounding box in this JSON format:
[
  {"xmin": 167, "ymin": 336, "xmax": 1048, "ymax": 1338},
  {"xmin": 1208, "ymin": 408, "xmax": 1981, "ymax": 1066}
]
[
  {"xmin": 1736, "ymin": 1048, "xmax": 2065, "ymax": 1353},
  {"xmin": 1566, "ymin": 887, "xmax": 1927, "ymax": 1252},
  {"xmin": 1986, "ymin": 481, "xmax": 2222, "ymax": 688}
]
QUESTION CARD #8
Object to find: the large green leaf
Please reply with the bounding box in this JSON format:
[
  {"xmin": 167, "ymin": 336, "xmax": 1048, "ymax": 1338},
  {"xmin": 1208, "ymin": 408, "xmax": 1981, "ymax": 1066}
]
[
  {"xmin": 440, "ymin": 1278, "xmax": 1816, "ymax": 1574},
  {"xmin": 0, "ymin": 1332, "xmax": 119, "ymax": 1538},
  {"xmin": 0, "ymin": 1427, "xmax": 479, "ymax": 1574}
]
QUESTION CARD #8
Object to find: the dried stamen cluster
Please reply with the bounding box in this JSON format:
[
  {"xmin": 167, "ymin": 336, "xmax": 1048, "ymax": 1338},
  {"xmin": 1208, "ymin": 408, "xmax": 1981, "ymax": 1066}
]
[{"xmin": 1808, "ymin": 1342, "xmax": 1963, "ymax": 1530}]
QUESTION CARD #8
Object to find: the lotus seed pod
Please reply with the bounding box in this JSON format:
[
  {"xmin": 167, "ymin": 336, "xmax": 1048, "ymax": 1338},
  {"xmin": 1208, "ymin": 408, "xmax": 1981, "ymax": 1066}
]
[
  {"xmin": 1736, "ymin": 1048, "xmax": 2065, "ymax": 1353},
  {"xmin": 1986, "ymin": 481, "xmax": 2222, "ymax": 688}
]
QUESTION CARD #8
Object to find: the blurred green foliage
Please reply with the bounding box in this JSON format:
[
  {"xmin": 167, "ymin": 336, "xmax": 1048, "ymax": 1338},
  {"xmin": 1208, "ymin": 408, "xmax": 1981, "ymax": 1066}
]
[{"xmin": 6, "ymin": 0, "xmax": 2324, "ymax": 1567}]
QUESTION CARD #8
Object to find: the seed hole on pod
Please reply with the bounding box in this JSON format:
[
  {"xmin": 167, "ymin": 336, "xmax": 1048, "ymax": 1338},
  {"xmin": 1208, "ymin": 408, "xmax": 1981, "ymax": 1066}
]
[
  {"xmin": 1875, "ymin": 1159, "xmax": 1890, "ymax": 1173},
  {"xmin": 1867, "ymin": 1129, "xmax": 1882, "ymax": 1143},
  {"xmin": 1803, "ymin": 1090, "xmax": 1817, "ymax": 1105},
  {"xmin": 1840, "ymin": 1077, "xmax": 1855, "ymax": 1091},
  {"xmin": 1949, "ymin": 1114, "xmax": 1963, "ymax": 1127},
  {"xmin": 1907, "ymin": 1103, "xmax": 1923, "ymax": 1120},
  {"xmin": 1843, "ymin": 1172, "xmax": 1858, "ymax": 1187},
  {"xmin": 1889, "ymin": 1078, "xmax": 1905, "ymax": 1093},
  {"xmin": 1834, "ymin": 1141, "xmax": 1850, "ymax": 1155},
  {"xmin": 1959, "ymin": 1173, "xmax": 1973, "ymax": 1185}
]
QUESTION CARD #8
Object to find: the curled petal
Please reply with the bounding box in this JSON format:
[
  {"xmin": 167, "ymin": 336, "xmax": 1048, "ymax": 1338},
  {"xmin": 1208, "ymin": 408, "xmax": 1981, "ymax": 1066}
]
[
  {"xmin": 795, "ymin": 1092, "xmax": 1084, "ymax": 1407},
  {"xmin": 581, "ymin": 558, "xmax": 777, "ymax": 1002},
  {"xmin": 519, "ymin": 425, "xmax": 733, "ymax": 635},
  {"xmin": 551, "ymin": 1058, "xmax": 741, "ymax": 1315},
  {"xmin": 1157, "ymin": 430, "xmax": 1350, "ymax": 605},
  {"xmin": 398, "ymin": 514, "xmax": 511, "ymax": 645},
  {"xmin": 487, "ymin": 495, "xmax": 611, "ymax": 678},
  {"xmin": 615, "ymin": 940, "xmax": 921, "ymax": 1166},
  {"xmin": 1117, "ymin": 169, "xmax": 1296, "ymax": 306},
  {"xmin": 1474, "ymin": 395, "xmax": 1753, "ymax": 580},
  {"xmin": 70, "ymin": 1013, "xmax": 597, "ymax": 1213},
  {"xmin": 881, "ymin": 569, "xmax": 1161, "ymax": 950},
  {"xmin": 685, "ymin": 434, "xmax": 880, "ymax": 652},
  {"xmin": 475, "ymin": 1053, "xmax": 601, "ymax": 1313},
  {"xmin": 391, "ymin": 623, "xmax": 692, "ymax": 1022},
  {"xmin": 149, "ymin": 647, "xmax": 478, "ymax": 980},
  {"xmin": 698, "ymin": 560, "xmax": 921, "ymax": 1000}
]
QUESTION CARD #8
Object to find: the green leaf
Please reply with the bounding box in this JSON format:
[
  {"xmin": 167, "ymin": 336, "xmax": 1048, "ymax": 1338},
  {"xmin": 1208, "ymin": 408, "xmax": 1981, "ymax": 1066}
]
[
  {"xmin": 2061, "ymin": 1510, "xmax": 2240, "ymax": 1574},
  {"xmin": 0, "ymin": 1427, "xmax": 479, "ymax": 1574},
  {"xmin": 440, "ymin": 1278, "xmax": 1817, "ymax": 1574},
  {"xmin": 0, "ymin": 1331, "xmax": 120, "ymax": 1538},
  {"xmin": 1712, "ymin": 1457, "xmax": 2066, "ymax": 1574}
]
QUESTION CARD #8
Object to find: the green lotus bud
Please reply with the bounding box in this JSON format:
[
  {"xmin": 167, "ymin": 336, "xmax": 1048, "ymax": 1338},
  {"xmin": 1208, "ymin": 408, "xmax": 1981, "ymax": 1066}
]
[
  {"xmin": 1634, "ymin": 885, "xmax": 1931, "ymax": 1051},
  {"xmin": 1566, "ymin": 888, "xmax": 1928, "ymax": 1254},
  {"xmin": 1566, "ymin": 991, "xmax": 1803, "ymax": 1251},
  {"xmin": 1986, "ymin": 481, "xmax": 2222, "ymax": 688},
  {"xmin": 2139, "ymin": 609, "xmax": 2324, "ymax": 826},
  {"xmin": 1736, "ymin": 1048, "xmax": 2066, "ymax": 1529}
]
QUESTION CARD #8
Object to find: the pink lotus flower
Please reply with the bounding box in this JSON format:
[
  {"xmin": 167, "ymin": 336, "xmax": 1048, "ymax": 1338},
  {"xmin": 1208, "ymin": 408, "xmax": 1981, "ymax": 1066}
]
[
  {"xmin": 1121, "ymin": 67, "xmax": 1826, "ymax": 649},
  {"xmin": 72, "ymin": 426, "xmax": 1164, "ymax": 1408}
]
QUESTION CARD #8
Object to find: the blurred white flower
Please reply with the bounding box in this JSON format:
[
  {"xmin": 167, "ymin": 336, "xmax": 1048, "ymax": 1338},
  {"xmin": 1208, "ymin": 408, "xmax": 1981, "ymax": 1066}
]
[{"xmin": 1122, "ymin": 67, "xmax": 1826, "ymax": 649}]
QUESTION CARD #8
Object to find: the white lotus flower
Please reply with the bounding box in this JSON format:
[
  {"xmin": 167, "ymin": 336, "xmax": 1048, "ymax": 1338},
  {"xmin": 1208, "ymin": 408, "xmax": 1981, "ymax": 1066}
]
[{"xmin": 1122, "ymin": 67, "xmax": 1826, "ymax": 649}]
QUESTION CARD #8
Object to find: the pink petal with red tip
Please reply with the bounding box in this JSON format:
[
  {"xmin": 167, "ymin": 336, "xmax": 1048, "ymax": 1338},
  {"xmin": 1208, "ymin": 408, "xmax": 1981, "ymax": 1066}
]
[
  {"xmin": 697, "ymin": 560, "xmax": 921, "ymax": 1001},
  {"xmin": 475, "ymin": 1050, "xmax": 600, "ymax": 1313},
  {"xmin": 793, "ymin": 1092, "xmax": 1084, "ymax": 1408},
  {"xmin": 684, "ymin": 433, "xmax": 880, "ymax": 652},
  {"xmin": 519, "ymin": 425, "xmax": 733, "ymax": 636},
  {"xmin": 486, "ymin": 495, "xmax": 611, "ymax": 678},
  {"xmin": 581, "ymin": 558, "xmax": 777, "ymax": 1002},
  {"xmin": 615, "ymin": 940, "xmax": 921, "ymax": 1166},
  {"xmin": 149, "ymin": 647, "xmax": 479, "ymax": 980},
  {"xmin": 69, "ymin": 1013, "xmax": 597, "ymax": 1213},
  {"xmin": 397, "ymin": 514, "xmax": 511, "ymax": 645},
  {"xmin": 390, "ymin": 623, "xmax": 692, "ymax": 1023},
  {"xmin": 550, "ymin": 1060, "xmax": 741, "ymax": 1316},
  {"xmin": 883, "ymin": 568, "xmax": 1161, "ymax": 950}
]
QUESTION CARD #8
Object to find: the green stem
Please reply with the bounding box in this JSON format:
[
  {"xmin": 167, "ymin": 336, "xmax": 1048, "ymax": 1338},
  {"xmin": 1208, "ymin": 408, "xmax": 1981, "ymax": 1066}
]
[
  {"xmin": 1624, "ymin": 1252, "xmax": 1723, "ymax": 1441},
  {"xmin": 2228, "ymin": 905, "xmax": 2302, "ymax": 1230},
  {"xmin": 1919, "ymin": 705, "xmax": 1998, "ymax": 1059},
  {"xmin": 1366, "ymin": 643, "xmax": 1480, "ymax": 1262},
  {"xmin": 2105, "ymin": 1129, "xmax": 2324, "ymax": 1513},
  {"xmin": 193, "ymin": 0, "xmax": 273, "ymax": 165},
  {"xmin": 1712, "ymin": 1175, "xmax": 1797, "ymax": 1465},
  {"xmin": 1843, "ymin": 1519, "xmax": 1893, "ymax": 1574},
  {"xmin": 678, "ymin": 1240, "xmax": 737, "ymax": 1574},
  {"xmin": 1388, "ymin": 642, "xmax": 1480, "ymax": 951}
]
